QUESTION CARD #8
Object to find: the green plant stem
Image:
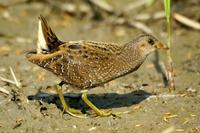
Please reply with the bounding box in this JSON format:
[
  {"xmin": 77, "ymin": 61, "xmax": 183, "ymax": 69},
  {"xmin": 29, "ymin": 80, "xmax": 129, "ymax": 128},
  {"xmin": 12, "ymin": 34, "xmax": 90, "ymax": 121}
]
[
  {"xmin": 166, "ymin": 18, "xmax": 175, "ymax": 91},
  {"xmin": 166, "ymin": 17, "xmax": 172, "ymax": 62},
  {"xmin": 164, "ymin": 0, "xmax": 175, "ymax": 90}
]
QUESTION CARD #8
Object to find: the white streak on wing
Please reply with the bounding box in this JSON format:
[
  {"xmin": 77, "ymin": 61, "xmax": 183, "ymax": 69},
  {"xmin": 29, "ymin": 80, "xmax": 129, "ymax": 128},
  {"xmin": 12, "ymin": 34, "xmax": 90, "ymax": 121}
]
[{"xmin": 37, "ymin": 20, "xmax": 49, "ymax": 54}]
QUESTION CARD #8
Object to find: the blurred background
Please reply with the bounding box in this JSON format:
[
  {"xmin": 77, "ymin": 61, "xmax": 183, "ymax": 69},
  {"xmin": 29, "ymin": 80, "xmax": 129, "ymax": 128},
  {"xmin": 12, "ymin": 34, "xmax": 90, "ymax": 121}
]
[{"xmin": 0, "ymin": 0, "xmax": 199, "ymax": 132}]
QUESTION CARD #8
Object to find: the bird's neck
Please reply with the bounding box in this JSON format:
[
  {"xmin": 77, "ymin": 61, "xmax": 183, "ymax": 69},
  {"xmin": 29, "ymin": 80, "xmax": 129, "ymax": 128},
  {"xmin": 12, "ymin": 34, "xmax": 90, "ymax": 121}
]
[{"xmin": 117, "ymin": 43, "xmax": 147, "ymax": 74}]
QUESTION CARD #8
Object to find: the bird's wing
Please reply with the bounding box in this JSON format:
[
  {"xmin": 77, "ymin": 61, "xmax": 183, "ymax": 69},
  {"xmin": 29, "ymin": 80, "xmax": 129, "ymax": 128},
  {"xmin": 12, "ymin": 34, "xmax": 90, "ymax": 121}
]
[
  {"xmin": 63, "ymin": 40, "xmax": 123, "ymax": 56},
  {"xmin": 81, "ymin": 40, "xmax": 123, "ymax": 55}
]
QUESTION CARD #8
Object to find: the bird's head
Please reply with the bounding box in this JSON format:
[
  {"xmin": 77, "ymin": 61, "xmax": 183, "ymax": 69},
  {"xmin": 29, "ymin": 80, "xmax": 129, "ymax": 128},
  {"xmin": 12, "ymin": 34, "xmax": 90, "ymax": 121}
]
[{"xmin": 134, "ymin": 34, "xmax": 167, "ymax": 56}]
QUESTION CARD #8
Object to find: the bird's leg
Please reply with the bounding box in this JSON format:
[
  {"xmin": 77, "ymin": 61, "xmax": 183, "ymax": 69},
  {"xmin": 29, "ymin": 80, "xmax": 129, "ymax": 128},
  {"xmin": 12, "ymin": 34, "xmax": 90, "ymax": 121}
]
[
  {"xmin": 81, "ymin": 91, "xmax": 121, "ymax": 117},
  {"xmin": 56, "ymin": 83, "xmax": 87, "ymax": 118}
]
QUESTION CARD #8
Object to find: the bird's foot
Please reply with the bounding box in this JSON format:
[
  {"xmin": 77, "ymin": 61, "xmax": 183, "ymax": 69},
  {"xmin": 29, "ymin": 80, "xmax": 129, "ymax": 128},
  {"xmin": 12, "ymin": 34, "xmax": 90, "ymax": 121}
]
[
  {"xmin": 81, "ymin": 92, "xmax": 121, "ymax": 118},
  {"xmin": 62, "ymin": 106, "xmax": 88, "ymax": 118},
  {"xmin": 92, "ymin": 109, "xmax": 121, "ymax": 118},
  {"xmin": 56, "ymin": 85, "xmax": 88, "ymax": 118}
]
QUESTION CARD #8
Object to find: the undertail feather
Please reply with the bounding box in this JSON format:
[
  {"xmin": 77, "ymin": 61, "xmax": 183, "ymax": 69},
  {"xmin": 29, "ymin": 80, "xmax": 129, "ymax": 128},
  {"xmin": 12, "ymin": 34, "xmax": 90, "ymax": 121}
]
[{"xmin": 37, "ymin": 15, "xmax": 63, "ymax": 54}]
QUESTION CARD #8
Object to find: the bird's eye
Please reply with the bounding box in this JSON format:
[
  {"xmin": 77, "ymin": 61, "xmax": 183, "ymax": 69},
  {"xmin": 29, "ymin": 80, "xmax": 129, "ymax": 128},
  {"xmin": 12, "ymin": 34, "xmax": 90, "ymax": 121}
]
[{"xmin": 148, "ymin": 38, "xmax": 154, "ymax": 45}]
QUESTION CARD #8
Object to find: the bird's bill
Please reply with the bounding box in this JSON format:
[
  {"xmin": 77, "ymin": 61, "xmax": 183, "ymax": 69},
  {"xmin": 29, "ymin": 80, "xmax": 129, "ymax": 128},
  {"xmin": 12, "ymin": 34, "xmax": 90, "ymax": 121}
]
[{"xmin": 155, "ymin": 42, "xmax": 169, "ymax": 49}]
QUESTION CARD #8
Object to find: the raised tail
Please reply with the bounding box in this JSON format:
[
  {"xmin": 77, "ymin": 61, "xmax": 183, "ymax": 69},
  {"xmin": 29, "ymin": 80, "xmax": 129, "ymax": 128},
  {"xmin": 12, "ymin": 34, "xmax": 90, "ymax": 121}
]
[{"xmin": 37, "ymin": 15, "xmax": 63, "ymax": 54}]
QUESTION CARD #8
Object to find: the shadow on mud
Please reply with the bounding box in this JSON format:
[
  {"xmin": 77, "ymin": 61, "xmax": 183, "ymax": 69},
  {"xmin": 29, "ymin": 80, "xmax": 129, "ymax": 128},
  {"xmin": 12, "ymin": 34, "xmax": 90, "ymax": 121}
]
[{"xmin": 28, "ymin": 90, "xmax": 152, "ymax": 111}]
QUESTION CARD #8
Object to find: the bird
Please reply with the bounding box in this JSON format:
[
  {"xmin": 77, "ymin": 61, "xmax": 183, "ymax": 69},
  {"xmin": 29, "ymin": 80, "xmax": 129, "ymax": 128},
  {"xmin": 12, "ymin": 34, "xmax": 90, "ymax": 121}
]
[{"xmin": 26, "ymin": 15, "xmax": 166, "ymax": 118}]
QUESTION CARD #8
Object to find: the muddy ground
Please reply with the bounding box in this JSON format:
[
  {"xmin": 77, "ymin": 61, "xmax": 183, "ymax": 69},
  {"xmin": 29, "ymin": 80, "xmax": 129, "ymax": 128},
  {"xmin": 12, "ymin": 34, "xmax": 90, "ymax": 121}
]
[{"xmin": 0, "ymin": 0, "xmax": 199, "ymax": 133}]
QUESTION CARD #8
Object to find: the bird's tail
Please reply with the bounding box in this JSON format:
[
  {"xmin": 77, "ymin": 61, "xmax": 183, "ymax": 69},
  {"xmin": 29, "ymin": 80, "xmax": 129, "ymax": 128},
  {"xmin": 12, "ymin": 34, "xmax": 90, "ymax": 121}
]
[{"xmin": 37, "ymin": 15, "xmax": 63, "ymax": 54}]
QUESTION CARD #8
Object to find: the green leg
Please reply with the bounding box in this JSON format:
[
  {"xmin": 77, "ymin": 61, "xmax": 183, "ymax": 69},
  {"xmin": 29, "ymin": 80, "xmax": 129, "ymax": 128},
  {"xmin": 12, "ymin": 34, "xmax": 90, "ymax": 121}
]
[
  {"xmin": 56, "ymin": 85, "xmax": 87, "ymax": 118},
  {"xmin": 81, "ymin": 91, "xmax": 121, "ymax": 117}
]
